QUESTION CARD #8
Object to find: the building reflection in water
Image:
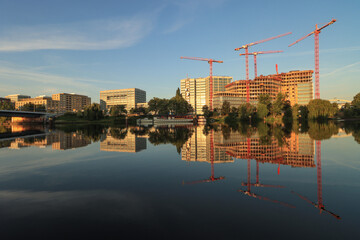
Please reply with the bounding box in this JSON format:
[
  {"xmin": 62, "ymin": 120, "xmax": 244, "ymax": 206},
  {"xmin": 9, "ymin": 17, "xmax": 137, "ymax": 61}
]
[
  {"xmin": 7, "ymin": 131, "xmax": 91, "ymax": 150},
  {"xmin": 100, "ymin": 127, "xmax": 147, "ymax": 153}
]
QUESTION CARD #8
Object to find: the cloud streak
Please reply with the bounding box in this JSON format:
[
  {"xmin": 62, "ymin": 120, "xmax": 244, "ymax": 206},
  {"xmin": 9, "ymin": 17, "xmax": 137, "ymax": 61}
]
[{"xmin": 0, "ymin": 16, "xmax": 154, "ymax": 52}]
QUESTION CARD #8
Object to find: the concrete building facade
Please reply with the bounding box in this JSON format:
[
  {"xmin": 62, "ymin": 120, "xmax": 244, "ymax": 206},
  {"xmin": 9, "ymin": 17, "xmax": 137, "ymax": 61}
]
[
  {"xmin": 224, "ymin": 70, "xmax": 313, "ymax": 106},
  {"xmin": 100, "ymin": 88, "xmax": 146, "ymax": 112},
  {"xmin": 52, "ymin": 93, "xmax": 91, "ymax": 113},
  {"xmin": 180, "ymin": 76, "xmax": 232, "ymax": 114},
  {"xmin": 15, "ymin": 96, "xmax": 60, "ymax": 112},
  {"xmin": 5, "ymin": 94, "xmax": 31, "ymax": 103}
]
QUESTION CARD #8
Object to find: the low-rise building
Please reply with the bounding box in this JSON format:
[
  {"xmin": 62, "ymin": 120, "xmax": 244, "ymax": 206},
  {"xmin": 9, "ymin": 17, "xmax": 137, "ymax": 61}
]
[
  {"xmin": 15, "ymin": 96, "xmax": 60, "ymax": 112},
  {"xmin": 100, "ymin": 88, "xmax": 146, "ymax": 112},
  {"xmin": 5, "ymin": 94, "xmax": 31, "ymax": 103},
  {"xmin": 213, "ymin": 91, "xmax": 246, "ymax": 110}
]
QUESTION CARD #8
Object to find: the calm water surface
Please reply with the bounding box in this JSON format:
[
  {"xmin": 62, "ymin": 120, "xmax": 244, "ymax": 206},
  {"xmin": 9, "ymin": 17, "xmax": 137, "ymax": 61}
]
[{"xmin": 0, "ymin": 122, "xmax": 359, "ymax": 239}]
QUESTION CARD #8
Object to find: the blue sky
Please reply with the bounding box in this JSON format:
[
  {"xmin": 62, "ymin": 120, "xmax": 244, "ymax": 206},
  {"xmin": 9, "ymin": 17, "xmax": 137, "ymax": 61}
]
[{"xmin": 0, "ymin": 0, "xmax": 359, "ymax": 102}]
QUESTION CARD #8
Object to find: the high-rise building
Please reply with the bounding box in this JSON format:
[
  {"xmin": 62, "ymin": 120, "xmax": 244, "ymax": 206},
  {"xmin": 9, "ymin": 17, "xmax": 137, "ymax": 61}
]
[
  {"xmin": 100, "ymin": 88, "xmax": 146, "ymax": 112},
  {"xmin": 52, "ymin": 93, "xmax": 91, "ymax": 113},
  {"xmin": 5, "ymin": 94, "xmax": 31, "ymax": 103},
  {"xmin": 15, "ymin": 96, "xmax": 60, "ymax": 112},
  {"xmin": 180, "ymin": 76, "xmax": 232, "ymax": 114},
  {"xmin": 224, "ymin": 70, "xmax": 313, "ymax": 106}
]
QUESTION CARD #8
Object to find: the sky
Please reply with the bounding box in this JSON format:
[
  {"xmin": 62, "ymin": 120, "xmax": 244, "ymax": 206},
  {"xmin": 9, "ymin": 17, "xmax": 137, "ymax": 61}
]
[{"xmin": 0, "ymin": 0, "xmax": 359, "ymax": 103}]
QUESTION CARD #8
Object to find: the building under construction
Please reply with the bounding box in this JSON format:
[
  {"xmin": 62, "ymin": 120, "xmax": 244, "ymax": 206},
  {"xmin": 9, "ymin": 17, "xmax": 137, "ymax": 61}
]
[{"xmin": 224, "ymin": 70, "xmax": 313, "ymax": 106}]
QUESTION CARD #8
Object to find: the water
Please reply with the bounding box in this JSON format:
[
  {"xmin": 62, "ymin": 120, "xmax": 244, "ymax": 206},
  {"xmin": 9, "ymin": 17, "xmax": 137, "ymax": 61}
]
[{"xmin": 0, "ymin": 122, "xmax": 359, "ymax": 239}]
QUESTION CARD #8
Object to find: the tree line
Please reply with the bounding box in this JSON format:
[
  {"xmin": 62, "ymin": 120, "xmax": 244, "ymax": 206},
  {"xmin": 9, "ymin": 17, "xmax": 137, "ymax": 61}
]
[{"xmin": 203, "ymin": 92, "xmax": 360, "ymax": 124}]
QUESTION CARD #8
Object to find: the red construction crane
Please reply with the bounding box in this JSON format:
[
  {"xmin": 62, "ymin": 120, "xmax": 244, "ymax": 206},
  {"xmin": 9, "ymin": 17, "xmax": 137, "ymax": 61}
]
[
  {"xmin": 288, "ymin": 19, "xmax": 336, "ymax": 99},
  {"xmin": 234, "ymin": 32, "xmax": 291, "ymax": 102},
  {"xmin": 239, "ymin": 50, "xmax": 283, "ymax": 78},
  {"xmin": 180, "ymin": 56, "xmax": 223, "ymax": 110}
]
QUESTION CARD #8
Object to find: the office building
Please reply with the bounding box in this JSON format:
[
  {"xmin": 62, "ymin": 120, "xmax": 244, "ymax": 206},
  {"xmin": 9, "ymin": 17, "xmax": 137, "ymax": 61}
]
[
  {"xmin": 100, "ymin": 88, "xmax": 146, "ymax": 112},
  {"xmin": 180, "ymin": 76, "xmax": 232, "ymax": 114},
  {"xmin": 52, "ymin": 93, "xmax": 91, "ymax": 113},
  {"xmin": 15, "ymin": 96, "xmax": 60, "ymax": 112},
  {"xmin": 5, "ymin": 94, "xmax": 31, "ymax": 103}
]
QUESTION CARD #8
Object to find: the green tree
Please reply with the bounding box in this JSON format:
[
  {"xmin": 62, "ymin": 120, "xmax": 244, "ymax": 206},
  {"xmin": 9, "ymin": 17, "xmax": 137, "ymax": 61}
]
[
  {"xmin": 148, "ymin": 97, "xmax": 170, "ymax": 115},
  {"xmin": 0, "ymin": 101, "xmax": 15, "ymax": 110},
  {"xmin": 256, "ymin": 103, "xmax": 269, "ymax": 119},
  {"xmin": 258, "ymin": 94, "xmax": 271, "ymax": 107},
  {"xmin": 110, "ymin": 105, "xmax": 127, "ymax": 117},
  {"xmin": 169, "ymin": 90, "xmax": 192, "ymax": 115},
  {"xmin": 272, "ymin": 92, "xmax": 286, "ymax": 116},
  {"xmin": 308, "ymin": 99, "xmax": 337, "ymax": 120},
  {"xmin": 202, "ymin": 105, "xmax": 212, "ymax": 119},
  {"xmin": 221, "ymin": 101, "xmax": 231, "ymax": 116},
  {"xmin": 351, "ymin": 92, "xmax": 360, "ymax": 109},
  {"xmin": 80, "ymin": 103, "xmax": 104, "ymax": 120}
]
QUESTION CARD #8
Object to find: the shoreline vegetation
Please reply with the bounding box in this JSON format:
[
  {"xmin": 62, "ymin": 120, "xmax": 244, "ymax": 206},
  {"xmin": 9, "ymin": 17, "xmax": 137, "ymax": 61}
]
[{"xmin": 1, "ymin": 91, "xmax": 360, "ymax": 126}]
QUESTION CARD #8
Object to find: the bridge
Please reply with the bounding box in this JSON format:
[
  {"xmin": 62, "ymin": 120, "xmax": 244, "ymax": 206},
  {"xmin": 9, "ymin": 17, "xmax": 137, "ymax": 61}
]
[
  {"xmin": 0, "ymin": 110, "xmax": 57, "ymax": 123},
  {"xmin": 0, "ymin": 110, "xmax": 48, "ymax": 118}
]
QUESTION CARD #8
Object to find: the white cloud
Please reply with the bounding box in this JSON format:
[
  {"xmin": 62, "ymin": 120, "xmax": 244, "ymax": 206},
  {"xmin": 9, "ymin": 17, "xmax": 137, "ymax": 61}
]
[
  {"xmin": 0, "ymin": 16, "xmax": 154, "ymax": 52},
  {"xmin": 0, "ymin": 65, "xmax": 123, "ymax": 100}
]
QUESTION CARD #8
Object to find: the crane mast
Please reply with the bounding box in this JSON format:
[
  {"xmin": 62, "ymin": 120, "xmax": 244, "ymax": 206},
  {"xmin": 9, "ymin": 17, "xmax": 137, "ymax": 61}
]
[
  {"xmin": 235, "ymin": 32, "xmax": 291, "ymax": 102},
  {"xmin": 289, "ymin": 19, "xmax": 336, "ymax": 99}
]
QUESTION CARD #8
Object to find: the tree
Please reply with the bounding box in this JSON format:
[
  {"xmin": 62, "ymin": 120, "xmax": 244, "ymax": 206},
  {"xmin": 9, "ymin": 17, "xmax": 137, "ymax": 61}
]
[
  {"xmin": 257, "ymin": 103, "xmax": 269, "ymax": 119},
  {"xmin": 169, "ymin": 91, "xmax": 192, "ymax": 115},
  {"xmin": 176, "ymin": 88, "xmax": 182, "ymax": 97},
  {"xmin": 148, "ymin": 97, "xmax": 170, "ymax": 115},
  {"xmin": 0, "ymin": 101, "xmax": 14, "ymax": 110},
  {"xmin": 110, "ymin": 105, "xmax": 127, "ymax": 117},
  {"xmin": 258, "ymin": 94, "xmax": 271, "ymax": 107},
  {"xmin": 272, "ymin": 92, "xmax": 286, "ymax": 116},
  {"xmin": 351, "ymin": 92, "xmax": 360, "ymax": 109},
  {"xmin": 80, "ymin": 103, "xmax": 104, "ymax": 120},
  {"xmin": 221, "ymin": 101, "xmax": 231, "ymax": 116},
  {"xmin": 308, "ymin": 99, "xmax": 337, "ymax": 120},
  {"xmin": 202, "ymin": 105, "xmax": 211, "ymax": 118}
]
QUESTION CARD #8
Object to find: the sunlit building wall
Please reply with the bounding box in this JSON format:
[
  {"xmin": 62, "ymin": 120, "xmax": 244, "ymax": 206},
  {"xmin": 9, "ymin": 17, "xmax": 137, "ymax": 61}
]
[
  {"xmin": 223, "ymin": 70, "xmax": 313, "ymax": 106},
  {"xmin": 180, "ymin": 76, "xmax": 232, "ymax": 114},
  {"xmin": 15, "ymin": 96, "xmax": 60, "ymax": 112},
  {"xmin": 52, "ymin": 93, "xmax": 91, "ymax": 113},
  {"xmin": 278, "ymin": 70, "xmax": 313, "ymax": 106},
  {"xmin": 100, "ymin": 88, "xmax": 146, "ymax": 112},
  {"xmin": 5, "ymin": 94, "xmax": 31, "ymax": 103}
]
